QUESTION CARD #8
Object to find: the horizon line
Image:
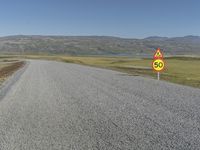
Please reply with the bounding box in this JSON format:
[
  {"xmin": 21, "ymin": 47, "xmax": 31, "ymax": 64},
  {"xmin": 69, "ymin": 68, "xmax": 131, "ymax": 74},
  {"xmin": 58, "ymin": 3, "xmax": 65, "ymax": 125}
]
[{"xmin": 0, "ymin": 34, "xmax": 199, "ymax": 39}]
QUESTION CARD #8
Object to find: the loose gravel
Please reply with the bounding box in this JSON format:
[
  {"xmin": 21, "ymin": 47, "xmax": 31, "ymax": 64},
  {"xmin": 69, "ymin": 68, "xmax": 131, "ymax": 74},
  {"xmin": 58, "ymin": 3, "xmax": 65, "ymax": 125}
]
[{"xmin": 0, "ymin": 60, "xmax": 200, "ymax": 150}]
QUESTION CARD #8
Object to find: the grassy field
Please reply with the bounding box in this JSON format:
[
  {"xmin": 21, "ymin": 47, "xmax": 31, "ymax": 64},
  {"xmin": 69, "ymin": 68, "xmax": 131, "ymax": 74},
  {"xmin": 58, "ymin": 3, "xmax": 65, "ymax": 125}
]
[
  {"xmin": 62, "ymin": 56, "xmax": 200, "ymax": 88},
  {"xmin": 1, "ymin": 54, "xmax": 200, "ymax": 88}
]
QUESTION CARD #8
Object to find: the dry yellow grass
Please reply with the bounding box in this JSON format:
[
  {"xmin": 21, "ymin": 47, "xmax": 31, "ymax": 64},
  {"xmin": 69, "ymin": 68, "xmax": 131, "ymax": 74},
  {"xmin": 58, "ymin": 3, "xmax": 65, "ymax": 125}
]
[{"xmin": 2, "ymin": 55, "xmax": 200, "ymax": 88}]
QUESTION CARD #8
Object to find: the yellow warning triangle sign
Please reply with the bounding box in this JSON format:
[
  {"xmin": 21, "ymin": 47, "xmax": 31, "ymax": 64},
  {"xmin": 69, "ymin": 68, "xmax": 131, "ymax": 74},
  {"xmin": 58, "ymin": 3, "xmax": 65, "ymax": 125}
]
[{"xmin": 153, "ymin": 48, "xmax": 163, "ymax": 59}]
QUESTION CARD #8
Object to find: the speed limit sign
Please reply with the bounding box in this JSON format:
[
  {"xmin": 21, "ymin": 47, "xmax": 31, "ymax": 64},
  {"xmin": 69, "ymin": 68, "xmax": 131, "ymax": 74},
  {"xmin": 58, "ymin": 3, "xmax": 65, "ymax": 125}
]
[
  {"xmin": 152, "ymin": 48, "xmax": 165, "ymax": 80},
  {"xmin": 152, "ymin": 59, "xmax": 165, "ymax": 72}
]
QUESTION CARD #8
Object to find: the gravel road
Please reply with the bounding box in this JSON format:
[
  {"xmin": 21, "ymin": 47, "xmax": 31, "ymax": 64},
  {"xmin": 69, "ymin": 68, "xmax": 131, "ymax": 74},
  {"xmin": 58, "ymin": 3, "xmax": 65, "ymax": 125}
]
[{"xmin": 0, "ymin": 60, "xmax": 200, "ymax": 150}]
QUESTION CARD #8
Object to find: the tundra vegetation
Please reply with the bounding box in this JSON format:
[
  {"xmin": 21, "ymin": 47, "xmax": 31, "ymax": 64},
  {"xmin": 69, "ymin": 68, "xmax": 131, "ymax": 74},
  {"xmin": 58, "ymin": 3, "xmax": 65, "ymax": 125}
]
[
  {"xmin": 3, "ymin": 55, "xmax": 199, "ymax": 88},
  {"xmin": 0, "ymin": 57, "xmax": 24, "ymax": 84}
]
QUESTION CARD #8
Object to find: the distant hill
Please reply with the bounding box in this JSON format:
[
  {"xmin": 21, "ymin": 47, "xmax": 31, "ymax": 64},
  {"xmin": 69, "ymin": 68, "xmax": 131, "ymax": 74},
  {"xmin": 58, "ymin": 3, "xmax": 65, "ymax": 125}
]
[{"xmin": 0, "ymin": 35, "xmax": 200, "ymax": 56}]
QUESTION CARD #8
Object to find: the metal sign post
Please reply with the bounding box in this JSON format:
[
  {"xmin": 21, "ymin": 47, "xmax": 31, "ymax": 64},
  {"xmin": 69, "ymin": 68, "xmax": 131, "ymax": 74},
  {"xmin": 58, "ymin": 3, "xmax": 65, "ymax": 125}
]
[{"xmin": 157, "ymin": 72, "xmax": 160, "ymax": 80}]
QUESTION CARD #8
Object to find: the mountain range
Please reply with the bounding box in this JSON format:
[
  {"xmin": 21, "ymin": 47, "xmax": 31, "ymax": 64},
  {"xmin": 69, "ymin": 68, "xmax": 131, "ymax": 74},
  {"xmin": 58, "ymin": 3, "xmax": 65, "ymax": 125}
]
[{"xmin": 0, "ymin": 35, "xmax": 200, "ymax": 56}]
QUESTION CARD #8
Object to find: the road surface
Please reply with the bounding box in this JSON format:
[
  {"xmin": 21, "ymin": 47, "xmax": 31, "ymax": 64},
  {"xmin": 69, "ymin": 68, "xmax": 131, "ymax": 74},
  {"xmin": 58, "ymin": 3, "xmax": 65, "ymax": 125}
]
[{"xmin": 0, "ymin": 60, "xmax": 200, "ymax": 150}]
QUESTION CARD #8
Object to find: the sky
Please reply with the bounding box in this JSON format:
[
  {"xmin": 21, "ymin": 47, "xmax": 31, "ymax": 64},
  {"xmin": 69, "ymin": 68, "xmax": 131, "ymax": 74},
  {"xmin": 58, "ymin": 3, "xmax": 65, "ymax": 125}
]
[{"xmin": 0, "ymin": 0, "xmax": 199, "ymax": 38}]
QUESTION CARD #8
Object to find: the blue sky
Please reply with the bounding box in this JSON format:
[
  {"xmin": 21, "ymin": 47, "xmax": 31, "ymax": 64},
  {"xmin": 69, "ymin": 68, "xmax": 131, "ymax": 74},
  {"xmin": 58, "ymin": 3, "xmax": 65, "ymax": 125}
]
[{"xmin": 0, "ymin": 0, "xmax": 199, "ymax": 38}]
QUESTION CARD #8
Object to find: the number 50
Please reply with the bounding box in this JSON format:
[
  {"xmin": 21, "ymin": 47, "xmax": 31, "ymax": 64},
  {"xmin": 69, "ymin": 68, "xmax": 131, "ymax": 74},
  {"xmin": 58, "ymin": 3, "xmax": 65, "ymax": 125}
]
[{"xmin": 154, "ymin": 61, "xmax": 163, "ymax": 68}]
